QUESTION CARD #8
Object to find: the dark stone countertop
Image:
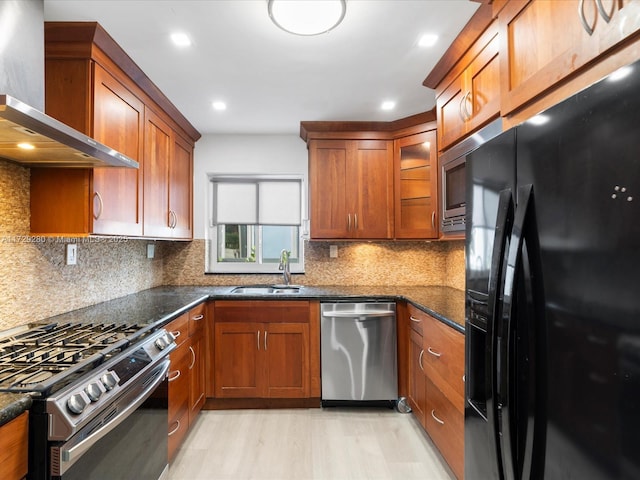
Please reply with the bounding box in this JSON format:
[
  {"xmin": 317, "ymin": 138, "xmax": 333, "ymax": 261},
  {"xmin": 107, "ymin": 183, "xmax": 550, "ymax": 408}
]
[
  {"xmin": 0, "ymin": 284, "xmax": 464, "ymax": 422},
  {"xmin": 0, "ymin": 393, "xmax": 32, "ymax": 427}
]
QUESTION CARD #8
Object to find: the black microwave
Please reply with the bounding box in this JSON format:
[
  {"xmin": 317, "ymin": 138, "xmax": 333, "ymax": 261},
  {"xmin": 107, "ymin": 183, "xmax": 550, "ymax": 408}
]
[{"xmin": 439, "ymin": 119, "xmax": 503, "ymax": 233}]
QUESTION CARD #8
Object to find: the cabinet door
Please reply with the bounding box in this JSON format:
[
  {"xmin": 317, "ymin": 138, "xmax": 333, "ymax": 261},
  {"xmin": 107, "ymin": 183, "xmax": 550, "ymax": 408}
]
[
  {"xmin": 214, "ymin": 322, "xmax": 263, "ymax": 398},
  {"xmin": 437, "ymin": 77, "xmax": 467, "ymax": 151},
  {"xmin": 408, "ymin": 329, "xmax": 426, "ymax": 427},
  {"xmin": 168, "ymin": 344, "xmax": 190, "ymax": 462},
  {"xmin": 91, "ymin": 64, "xmax": 144, "ymax": 236},
  {"xmin": 143, "ymin": 108, "xmax": 172, "ymax": 237},
  {"xmin": 169, "ymin": 134, "xmax": 193, "ymax": 239},
  {"xmin": 264, "ymin": 323, "xmax": 310, "ymax": 398},
  {"xmin": 499, "ymin": 0, "xmax": 640, "ymax": 115},
  {"xmin": 349, "ymin": 140, "xmax": 394, "ymax": 239},
  {"xmin": 309, "ymin": 139, "xmax": 350, "ymax": 238},
  {"xmin": 188, "ymin": 331, "xmax": 206, "ymax": 421},
  {"xmin": 394, "ymin": 131, "xmax": 438, "ymax": 239}
]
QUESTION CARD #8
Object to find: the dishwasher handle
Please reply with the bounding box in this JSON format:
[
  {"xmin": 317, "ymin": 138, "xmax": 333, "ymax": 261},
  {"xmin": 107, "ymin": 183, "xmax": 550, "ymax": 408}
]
[{"xmin": 322, "ymin": 311, "xmax": 395, "ymax": 318}]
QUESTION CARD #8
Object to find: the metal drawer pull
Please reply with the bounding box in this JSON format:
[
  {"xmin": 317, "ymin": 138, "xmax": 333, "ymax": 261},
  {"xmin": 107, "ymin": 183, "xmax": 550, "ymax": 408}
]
[
  {"xmin": 595, "ymin": 0, "xmax": 611, "ymax": 22},
  {"xmin": 431, "ymin": 211, "xmax": 436, "ymax": 230},
  {"xmin": 409, "ymin": 316, "xmax": 422, "ymax": 323},
  {"xmin": 168, "ymin": 370, "xmax": 181, "ymax": 382},
  {"xmin": 168, "ymin": 420, "xmax": 181, "ymax": 436},
  {"xmin": 264, "ymin": 331, "xmax": 268, "ymax": 350},
  {"xmin": 578, "ymin": 0, "xmax": 594, "ymax": 35},
  {"xmin": 93, "ymin": 191, "xmax": 104, "ymax": 220},
  {"xmin": 431, "ymin": 410, "xmax": 445, "ymax": 425},
  {"xmin": 418, "ymin": 349, "xmax": 425, "ymax": 372},
  {"xmin": 192, "ymin": 314, "xmax": 204, "ymax": 321},
  {"xmin": 257, "ymin": 331, "xmax": 260, "ymax": 350},
  {"xmin": 189, "ymin": 346, "xmax": 196, "ymax": 369},
  {"xmin": 171, "ymin": 331, "xmax": 181, "ymax": 338},
  {"xmin": 427, "ymin": 347, "xmax": 442, "ymax": 358}
]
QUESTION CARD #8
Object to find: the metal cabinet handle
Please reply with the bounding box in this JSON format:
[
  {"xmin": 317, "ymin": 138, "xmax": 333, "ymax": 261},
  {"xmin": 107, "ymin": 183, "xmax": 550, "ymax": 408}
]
[
  {"xmin": 595, "ymin": 0, "xmax": 611, "ymax": 22},
  {"xmin": 257, "ymin": 331, "xmax": 260, "ymax": 350},
  {"xmin": 171, "ymin": 331, "xmax": 181, "ymax": 338},
  {"xmin": 427, "ymin": 346, "xmax": 442, "ymax": 358},
  {"xmin": 418, "ymin": 349, "xmax": 425, "ymax": 372},
  {"xmin": 431, "ymin": 409, "xmax": 445, "ymax": 425},
  {"xmin": 169, "ymin": 210, "xmax": 177, "ymax": 229},
  {"xmin": 189, "ymin": 346, "xmax": 196, "ymax": 369},
  {"xmin": 347, "ymin": 213, "xmax": 351, "ymax": 231},
  {"xmin": 431, "ymin": 211, "xmax": 436, "ymax": 230},
  {"xmin": 192, "ymin": 314, "xmax": 204, "ymax": 321},
  {"xmin": 409, "ymin": 316, "xmax": 422, "ymax": 323},
  {"xmin": 578, "ymin": 0, "xmax": 595, "ymax": 35},
  {"xmin": 462, "ymin": 91, "xmax": 473, "ymax": 120},
  {"xmin": 168, "ymin": 370, "xmax": 181, "ymax": 382},
  {"xmin": 354, "ymin": 213, "xmax": 358, "ymax": 230},
  {"xmin": 264, "ymin": 331, "xmax": 268, "ymax": 350},
  {"xmin": 93, "ymin": 191, "xmax": 104, "ymax": 220},
  {"xmin": 168, "ymin": 420, "xmax": 181, "ymax": 436}
]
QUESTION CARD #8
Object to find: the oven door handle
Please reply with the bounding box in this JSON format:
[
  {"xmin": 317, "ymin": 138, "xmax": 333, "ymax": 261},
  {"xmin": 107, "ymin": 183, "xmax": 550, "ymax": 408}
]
[{"xmin": 57, "ymin": 359, "xmax": 170, "ymax": 475}]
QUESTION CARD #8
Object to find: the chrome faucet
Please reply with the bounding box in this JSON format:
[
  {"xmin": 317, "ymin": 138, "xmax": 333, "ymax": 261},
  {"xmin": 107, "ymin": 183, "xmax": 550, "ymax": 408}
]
[{"xmin": 279, "ymin": 249, "xmax": 291, "ymax": 285}]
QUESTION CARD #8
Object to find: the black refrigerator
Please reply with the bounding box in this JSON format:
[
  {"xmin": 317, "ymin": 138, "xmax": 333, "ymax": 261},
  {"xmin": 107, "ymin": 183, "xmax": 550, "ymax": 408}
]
[{"xmin": 465, "ymin": 60, "xmax": 640, "ymax": 480}]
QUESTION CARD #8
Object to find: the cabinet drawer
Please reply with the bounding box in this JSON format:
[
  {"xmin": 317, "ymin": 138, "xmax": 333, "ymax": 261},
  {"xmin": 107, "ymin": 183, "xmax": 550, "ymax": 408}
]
[
  {"xmin": 168, "ymin": 344, "xmax": 190, "ymax": 422},
  {"xmin": 168, "ymin": 408, "xmax": 189, "ymax": 462},
  {"xmin": 214, "ymin": 300, "xmax": 310, "ymax": 323},
  {"xmin": 423, "ymin": 315, "xmax": 465, "ymax": 411},
  {"xmin": 188, "ymin": 302, "xmax": 206, "ymax": 336},
  {"xmin": 166, "ymin": 312, "xmax": 189, "ymax": 348},
  {"xmin": 407, "ymin": 304, "xmax": 426, "ymax": 335},
  {"xmin": 425, "ymin": 377, "xmax": 464, "ymax": 480}
]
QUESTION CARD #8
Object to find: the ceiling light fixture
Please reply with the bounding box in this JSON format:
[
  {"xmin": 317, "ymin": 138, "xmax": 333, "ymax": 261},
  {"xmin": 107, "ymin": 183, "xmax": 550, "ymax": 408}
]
[
  {"xmin": 170, "ymin": 32, "xmax": 191, "ymax": 47},
  {"xmin": 381, "ymin": 101, "xmax": 396, "ymax": 111},
  {"xmin": 418, "ymin": 34, "xmax": 438, "ymax": 48},
  {"xmin": 268, "ymin": 0, "xmax": 347, "ymax": 36},
  {"xmin": 212, "ymin": 101, "xmax": 227, "ymax": 111}
]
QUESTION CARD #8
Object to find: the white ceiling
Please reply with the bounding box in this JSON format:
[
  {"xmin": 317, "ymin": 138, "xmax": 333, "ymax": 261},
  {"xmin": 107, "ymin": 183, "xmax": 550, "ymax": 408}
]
[{"xmin": 43, "ymin": 0, "xmax": 479, "ymax": 136}]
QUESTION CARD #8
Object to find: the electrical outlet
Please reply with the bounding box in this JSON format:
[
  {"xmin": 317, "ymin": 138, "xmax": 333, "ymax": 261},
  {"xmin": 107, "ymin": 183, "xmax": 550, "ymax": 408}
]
[
  {"xmin": 329, "ymin": 245, "xmax": 338, "ymax": 258},
  {"xmin": 66, "ymin": 244, "xmax": 77, "ymax": 265},
  {"xmin": 147, "ymin": 243, "xmax": 155, "ymax": 259}
]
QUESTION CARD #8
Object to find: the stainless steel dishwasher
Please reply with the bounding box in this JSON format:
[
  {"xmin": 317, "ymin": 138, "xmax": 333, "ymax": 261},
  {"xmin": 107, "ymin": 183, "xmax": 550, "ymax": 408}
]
[{"xmin": 320, "ymin": 302, "xmax": 397, "ymax": 407}]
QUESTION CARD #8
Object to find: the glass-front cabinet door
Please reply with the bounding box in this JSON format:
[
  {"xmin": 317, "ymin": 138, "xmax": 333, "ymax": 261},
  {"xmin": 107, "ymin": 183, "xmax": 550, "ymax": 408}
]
[{"xmin": 394, "ymin": 130, "xmax": 438, "ymax": 239}]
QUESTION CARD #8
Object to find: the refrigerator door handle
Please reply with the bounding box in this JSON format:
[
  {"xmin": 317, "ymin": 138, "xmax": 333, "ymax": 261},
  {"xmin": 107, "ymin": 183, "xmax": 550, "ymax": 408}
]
[
  {"xmin": 485, "ymin": 188, "xmax": 515, "ymax": 478},
  {"xmin": 500, "ymin": 184, "xmax": 545, "ymax": 480}
]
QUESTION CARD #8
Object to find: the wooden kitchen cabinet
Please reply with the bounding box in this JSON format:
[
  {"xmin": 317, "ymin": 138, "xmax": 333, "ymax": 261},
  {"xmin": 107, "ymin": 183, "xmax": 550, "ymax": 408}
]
[
  {"xmin": 405, "ymin": 304, "xmax": 464, "ymax": 479},
  {"xmin": 436, "ymin": 22, "xmax": 500, "ymax": 151},
  {"xmin": 166, "ymin": 302, "xmax": 207, "ymax": 461},
  {"xmin": 34, "ymin": 59, "xmax": 144, "ymax": 236},
  {"xmin": 499, "ymin": 0, "xmax": 640, "ymax": 116},
  {"xmin": 308, "ymin": 139, "xmax": 394, "ymax": 239},
  {"xmin": 213, "ymin": 301, "xmax": 311, "ymax": 399},
  {"xmin": 0, "ymin": 412, "xmax": 28, "ymax": 480},
  {"xmin": 37, "ymin": 22, "xmax": 199, "ymax": 239},
  {"xmin": 394, "ymin": 129, "xmax": 438, "ymax": 239},
  {"xmin": 143, "ymin": 108, "xmax": 193, "ymax": 239}
]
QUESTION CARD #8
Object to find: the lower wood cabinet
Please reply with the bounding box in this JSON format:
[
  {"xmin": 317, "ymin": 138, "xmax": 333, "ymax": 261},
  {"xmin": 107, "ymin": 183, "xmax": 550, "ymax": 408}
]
[
  {"xmin": 166, "ymin": 302, "xmax": 207, "ymax": 461},
  {"xmin": 213, "ymin": 300, "xmax": 314, "ymax": 399},
  {"xmin": 0, "ymin": 412, "xmax": 28, "ymax": 480},
  {"xmin": 404, "ymin": 304, "xmax": 465, "ymax": 479}
]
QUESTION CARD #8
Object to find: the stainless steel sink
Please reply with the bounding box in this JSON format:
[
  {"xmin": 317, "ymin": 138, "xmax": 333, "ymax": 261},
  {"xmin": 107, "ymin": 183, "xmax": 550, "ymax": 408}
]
[{"xmin": 230, "ymin": 285, "xmax": 301, "ymax": 295}]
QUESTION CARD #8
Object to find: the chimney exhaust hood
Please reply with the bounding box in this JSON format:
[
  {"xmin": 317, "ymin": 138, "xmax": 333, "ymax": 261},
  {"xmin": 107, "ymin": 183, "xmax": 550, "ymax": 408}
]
[{"xmin": 0, "ymin": 94, "xmax": 138, "ymax": 169}]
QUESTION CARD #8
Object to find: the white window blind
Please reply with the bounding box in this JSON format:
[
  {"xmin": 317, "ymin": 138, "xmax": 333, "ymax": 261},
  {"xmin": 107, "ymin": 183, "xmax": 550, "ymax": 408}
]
[{"xmin": 212, "ymin": 177, "xmax": 302, "ymax": 226}]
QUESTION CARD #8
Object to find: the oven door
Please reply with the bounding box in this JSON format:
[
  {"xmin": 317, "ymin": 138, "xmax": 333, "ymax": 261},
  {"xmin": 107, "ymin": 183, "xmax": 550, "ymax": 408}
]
[{"xmin": 50, "ymin": 359, "xmax": 169, "ymax": 480}]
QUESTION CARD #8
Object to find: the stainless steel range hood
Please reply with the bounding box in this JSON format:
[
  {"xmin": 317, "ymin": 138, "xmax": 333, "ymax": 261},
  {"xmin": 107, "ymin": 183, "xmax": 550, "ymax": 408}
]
[{"xmin": 0, "ymin": 94, "xmax": 138, "ymax": 168}]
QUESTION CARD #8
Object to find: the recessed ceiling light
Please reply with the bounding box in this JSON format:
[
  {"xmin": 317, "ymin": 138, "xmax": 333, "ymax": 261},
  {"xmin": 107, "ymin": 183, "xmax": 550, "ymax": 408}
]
[
  {"xmin": 170, "ymin": 32, "xmax": 191, "ymax": 47},
  {"xmin": 381, "ymin": 101, "xmax": 396, "ymax": 111},
  {"xmin": 17, "ymin": 142, "xmax": 35, "ymax": 150},
  {"xmin": 212, "ymin": 101, "xmax": 227, "ymax": 111},
  {"xmin": 268, "ymin": 0, "xmax": 346, "ymax": 36},
  {"xmin": 418, "ymin": 34, "xmax": 438, "ymax": 48}
]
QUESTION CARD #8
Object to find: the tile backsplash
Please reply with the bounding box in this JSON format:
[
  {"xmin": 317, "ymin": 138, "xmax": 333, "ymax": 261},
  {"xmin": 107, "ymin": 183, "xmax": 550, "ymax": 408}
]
[{"xmin": 0, "ymin": 159, "xmax": 464, "ymax": 330}]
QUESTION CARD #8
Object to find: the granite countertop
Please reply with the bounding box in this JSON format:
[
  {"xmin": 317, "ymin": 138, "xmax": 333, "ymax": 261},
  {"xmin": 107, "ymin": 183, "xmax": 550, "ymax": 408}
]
[{"xmin": 0, "ymin": 283, "xmax": 464, "ymax": 423}]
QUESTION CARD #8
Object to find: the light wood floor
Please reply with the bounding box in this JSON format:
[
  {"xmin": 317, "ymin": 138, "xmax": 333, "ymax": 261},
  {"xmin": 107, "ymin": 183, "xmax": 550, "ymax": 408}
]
[{"xmin": 168, "ymin": 408, "xmax": 455, "ymax": 480}]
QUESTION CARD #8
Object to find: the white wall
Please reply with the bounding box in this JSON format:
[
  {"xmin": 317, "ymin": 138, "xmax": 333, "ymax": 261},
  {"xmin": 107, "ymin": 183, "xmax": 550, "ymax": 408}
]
[{"xmin": 193, "ymin": 134, "xmax": 309, "ymax": 239}]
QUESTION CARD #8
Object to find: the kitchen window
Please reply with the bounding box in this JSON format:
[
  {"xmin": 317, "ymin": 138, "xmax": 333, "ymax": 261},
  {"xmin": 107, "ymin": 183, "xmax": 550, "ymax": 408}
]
[{"xmin": 206, "ymin": 175, "xmax": 305, "ymax": 273}]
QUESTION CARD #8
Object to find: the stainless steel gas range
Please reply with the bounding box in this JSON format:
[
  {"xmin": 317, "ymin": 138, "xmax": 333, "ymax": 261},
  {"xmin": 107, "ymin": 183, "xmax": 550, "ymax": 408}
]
[{"xmin": 0, "ymin": 321, "xmax": 175, "ymax": 480}]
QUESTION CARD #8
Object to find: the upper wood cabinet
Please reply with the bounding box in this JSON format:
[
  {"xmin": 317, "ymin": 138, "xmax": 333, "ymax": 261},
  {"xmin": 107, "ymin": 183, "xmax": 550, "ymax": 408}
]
[
  {"xmin": 436, "ymin": 22, "xmax": 501, "ymax": 151},
  {"xmin": 499, "ymin": 0, "xmax": 640, "ymax": 116},
  {"xmin": 142, "ymin": 109, "xmax": 193, "ymax": 239},
  {"xmin": 37, "ymin": 22, "xmax": 199, "ymax": 239},
  {"xmin": 308, "ymin": 139, "xmax": 394, "ymax": 240},
  {"xmin": 394, "ymin": 129, "xmax": 438, "ymax": 239}
]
